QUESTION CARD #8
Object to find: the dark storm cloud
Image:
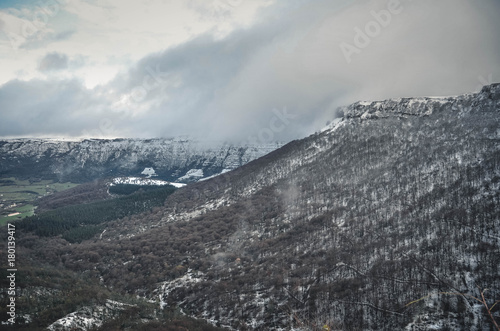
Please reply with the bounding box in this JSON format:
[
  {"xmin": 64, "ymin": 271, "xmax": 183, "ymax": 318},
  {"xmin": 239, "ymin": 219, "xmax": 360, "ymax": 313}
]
[
  {"xmin": 106, "ymin": 1, "xmax": 351, "ymax": 141},
  {"xmin": 109, "ymin": 28, "xmax": 301, "ymax": 141},
  {"xmin": 38, "ymin": 52, "xmax": 69, "ymax": 72},
  {"xmin": 1, "ymin": 0, "xmax": 500, "ymax": 140},
  {"xmin": 107, "ymin": 0, "xmax": 500, "ymax": 141}
]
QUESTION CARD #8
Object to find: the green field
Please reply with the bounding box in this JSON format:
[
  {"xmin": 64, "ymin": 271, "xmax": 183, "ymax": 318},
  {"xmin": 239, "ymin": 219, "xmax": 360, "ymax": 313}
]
[{"xmin": 0, "ymin": 178, "xmax": 78, "ymax": 225}]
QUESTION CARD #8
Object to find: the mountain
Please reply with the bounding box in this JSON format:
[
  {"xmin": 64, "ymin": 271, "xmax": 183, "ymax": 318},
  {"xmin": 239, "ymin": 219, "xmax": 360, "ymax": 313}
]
[
  {"xmin": 2, "ymin": 84, "xmax": 500, "ymax": 330},
  {"xmin": 0, "ymin": 138, "xmax": 282, "ymax": 183}
]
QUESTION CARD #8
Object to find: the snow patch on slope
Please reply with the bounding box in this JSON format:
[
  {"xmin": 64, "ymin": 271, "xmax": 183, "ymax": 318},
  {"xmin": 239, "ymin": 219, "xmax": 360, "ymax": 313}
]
[
  {"xmin": 178, "ymin": 169, "xmax": 204, "ymax": 181},
  {"xmin": 156, "ymin": 269, "xmax": 205, "ymax": 309},
  {"xmin": 111, "ymin": 177, "xmax": 186, "ymax": 188},
  {"xmin": 141, "ymin": 167, "xmax": 157, "ymax": 177},
  {"xmin": 47, "ymin": 300, "xmax": 137, "ymax": 331},
  {"xmin": 199, "ymin": 168, "xmax": 232, "ymax": 181}
]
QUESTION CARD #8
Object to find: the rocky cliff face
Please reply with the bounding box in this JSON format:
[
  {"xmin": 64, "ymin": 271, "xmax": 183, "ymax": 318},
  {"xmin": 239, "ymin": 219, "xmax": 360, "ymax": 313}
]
[
  {"xmin": 0, "ymin": 138, "xmax": 282, "ymax": 183},
  {"xmin": 342, "ymin": 83, "xmax": 499, "ymax": 119}
]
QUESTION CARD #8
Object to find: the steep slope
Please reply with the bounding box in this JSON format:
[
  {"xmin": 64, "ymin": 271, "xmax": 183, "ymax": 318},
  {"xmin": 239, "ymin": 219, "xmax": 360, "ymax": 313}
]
[
  {"xmin": 7, "ymin": 84, "xmax": 500, "ymax": 330},
  {"xmin": 0, "ymin": 138, "xmax": 282, "ymax": 183}
]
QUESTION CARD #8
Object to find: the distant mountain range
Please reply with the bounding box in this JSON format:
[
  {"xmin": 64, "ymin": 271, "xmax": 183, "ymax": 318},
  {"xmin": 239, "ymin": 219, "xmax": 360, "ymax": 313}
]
[{"xmin": 0, "ymin": 138, "xmax": 282, "ymax": 183}]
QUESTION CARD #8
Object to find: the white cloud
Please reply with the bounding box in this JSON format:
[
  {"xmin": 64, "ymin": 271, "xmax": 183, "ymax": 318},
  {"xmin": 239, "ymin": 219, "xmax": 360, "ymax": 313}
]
[{"xmin": 0, "ymin": 0, "xmax": 271, "ymax": 87}]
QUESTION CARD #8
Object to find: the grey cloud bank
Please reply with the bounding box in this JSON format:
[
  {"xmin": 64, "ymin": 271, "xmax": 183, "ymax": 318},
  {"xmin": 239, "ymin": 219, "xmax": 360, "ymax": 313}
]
[{"xmin": 1, "ymin": 0, "xmax": 499, "ymax": 141}]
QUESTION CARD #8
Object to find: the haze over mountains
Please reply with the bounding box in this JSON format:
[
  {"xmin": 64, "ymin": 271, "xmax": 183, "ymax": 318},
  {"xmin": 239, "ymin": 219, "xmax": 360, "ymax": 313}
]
[{"xmin": 1, "ymin": 84, "xmax": 499, "ymax": 330}]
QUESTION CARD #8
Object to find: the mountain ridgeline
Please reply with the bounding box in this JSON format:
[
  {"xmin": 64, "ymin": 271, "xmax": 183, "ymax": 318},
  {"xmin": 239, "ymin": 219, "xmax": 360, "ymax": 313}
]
[
  {"xmin": 2, "ymin": 84, "xmax": 500, "ymax": 330},
  {"xmin": 0, "ymin": 138, "xmax": 282, "ymax": 183}
]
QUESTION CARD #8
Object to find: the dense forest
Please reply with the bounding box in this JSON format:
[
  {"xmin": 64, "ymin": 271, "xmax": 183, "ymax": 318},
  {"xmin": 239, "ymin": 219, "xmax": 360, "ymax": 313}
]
[
  {"xmin": 17, "ymin": 184, "xmax": 176, "ymax": 243},
  {"xmin": 35, "ymin": 180, "xmax": 111, "ymax": 212},
  {"xmin": 1, "ymin": 84, "xmax": 499, "ymax": 330}
]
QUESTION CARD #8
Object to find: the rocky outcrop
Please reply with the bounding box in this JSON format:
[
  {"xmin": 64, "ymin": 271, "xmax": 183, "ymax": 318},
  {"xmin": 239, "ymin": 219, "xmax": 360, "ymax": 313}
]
[{"xmin": 342, "ymin": 83, "xmax": 500, "ymax": 119}]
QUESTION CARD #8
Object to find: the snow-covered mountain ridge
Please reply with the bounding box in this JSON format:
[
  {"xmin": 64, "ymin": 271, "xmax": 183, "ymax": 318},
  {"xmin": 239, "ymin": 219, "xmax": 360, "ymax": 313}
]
[
  {"xmin": 341, "ymin": 83, "xmax": 499, "ymax": 120},
  {"xmin": 0, "ymin": 138, "xmax": 282, "ymax": 183}
]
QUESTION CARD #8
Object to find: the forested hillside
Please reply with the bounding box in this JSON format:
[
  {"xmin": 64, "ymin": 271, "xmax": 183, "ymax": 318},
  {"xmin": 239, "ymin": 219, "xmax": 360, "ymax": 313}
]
[{"xmin": 2, "ymin": 84, "xmax": 499, "ymax": 330}]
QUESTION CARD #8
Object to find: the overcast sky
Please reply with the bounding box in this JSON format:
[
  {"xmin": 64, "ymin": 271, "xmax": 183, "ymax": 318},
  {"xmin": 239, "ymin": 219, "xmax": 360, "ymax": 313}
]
[{"xmin": 1, "ymin": 0, "xmax": 499, "ymax": 142}]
